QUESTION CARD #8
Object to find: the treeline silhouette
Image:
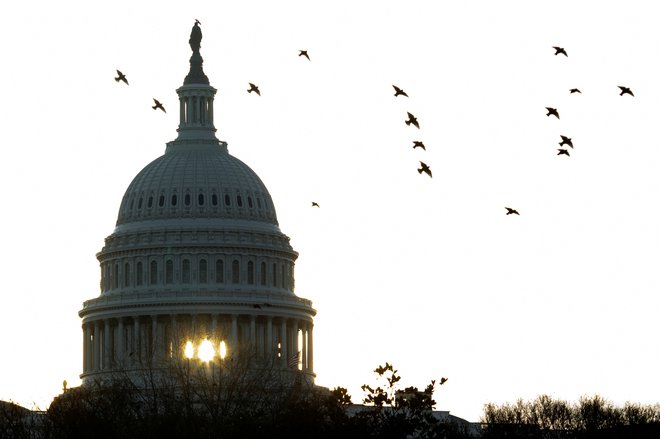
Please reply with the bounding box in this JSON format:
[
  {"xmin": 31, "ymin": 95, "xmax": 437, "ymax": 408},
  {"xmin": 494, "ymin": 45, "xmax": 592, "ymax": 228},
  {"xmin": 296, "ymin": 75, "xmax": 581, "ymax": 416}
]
[
  {"xmin": 482, "ymin": 394, "xmax": 660, "ymax": 438},
  {"xmin": 0, "ymin": 363, "xmax": 471, "ymax": 439}
]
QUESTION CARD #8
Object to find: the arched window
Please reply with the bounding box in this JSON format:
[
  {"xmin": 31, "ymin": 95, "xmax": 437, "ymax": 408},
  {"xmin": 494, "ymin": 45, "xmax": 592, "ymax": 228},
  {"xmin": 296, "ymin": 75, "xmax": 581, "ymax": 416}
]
[
  {"xmin": 247, "ymin": 261, "xmax": 254, "ymax": 284},
  {"xmin": 198, "ymin": 193, "xmax": 205, "ymax": 206},
  {"xmin": 272, "ymin": 263, "xmax": 277, "ymax": 287},
  {"xmin": 224, "ymin": 194, "xmax": 231, "ymax": 206},
  {"xmin": 113, "ymin": 264, "xmax": 119, "ymax": 289},
  {"xmin": 158, "ymin": 195, "xmax": 165, "ymax": 207},
  {"xmin": 182, "ymin": 259, "xmax": 191, "ymax": 284},
  {"xmin": 150, "ymin": 261, "xmax": 158, "ymax": 285},
  {"xmin": 212, "ymin": 194, "xmax": 218, "ymax": 206},
  {"xmin": 166, "ymin": 260, "xmax": 174, "ymax": 284},
  {"xmin": 171, "ymin": 194, "xmax": 178, "ymax": 206},
  {"xmin": 248, "ymin": 197, "xmax": 253, "ymax": 208},
  {"xmin": 237, "ymin": 195, "xmax": 243, "ymax": 207},
  {"xmin": 260, "ymin": 262, "xmax": 267, "ymax": 286},
  {"xmin": 147, "ymin": 196, "xmax": 153, "ymax": 208},
  {"xmin": 199, "ymin": 259, "xmax": 207, "ymax": 283},
  {"xmin": 281, "ymin": 264, "xmax": 286, "ymax": 289},
  {"xmin": 136, "ymin": 261, "xmax": 143, "ymax": 286},
  {"xmin": 215, "ymin": 259, "xmax": 224, "ymax": 283},
  {"xmin": 185, "ymin": 194, "xmax": 191, "ymax": 206},
  {"xmin": 232, "ymin": 260, "xmax": 240, "ymax": 284},
  {"xmin": 124, "ymin": 262, "xmax": 130, "ymax": 287}
]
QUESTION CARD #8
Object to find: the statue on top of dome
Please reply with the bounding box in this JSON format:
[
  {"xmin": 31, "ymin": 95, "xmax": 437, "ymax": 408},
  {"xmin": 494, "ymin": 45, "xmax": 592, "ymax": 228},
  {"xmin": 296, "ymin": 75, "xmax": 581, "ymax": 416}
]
[{"xmin": 189, "ymin": 19, "xmax": 202, "ymax": 53}]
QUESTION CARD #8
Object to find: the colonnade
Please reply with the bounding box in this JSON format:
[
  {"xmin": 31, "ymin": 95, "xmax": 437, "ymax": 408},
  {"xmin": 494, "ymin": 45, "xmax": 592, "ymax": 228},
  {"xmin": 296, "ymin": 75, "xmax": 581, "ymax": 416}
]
[{"xmin": 81, "ymin": 313, "xmax": 313, "ymax": 378}]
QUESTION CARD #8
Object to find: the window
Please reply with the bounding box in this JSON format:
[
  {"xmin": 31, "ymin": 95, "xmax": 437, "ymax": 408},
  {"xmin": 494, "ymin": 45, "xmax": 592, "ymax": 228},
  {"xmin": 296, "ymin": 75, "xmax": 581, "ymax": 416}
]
[
  {"xmin": 136, "ymin": 261, "xmax": 143, "ymax": 286},
  {"xmin": 158, "ymin": 195, "xmax": 165, "ymax": 207},
  {"xmin": 124, "ymin": 262, "xmax": 130, "ymax": 287},
  {"xmin": 113, "ymin": 264, "xmax": 118, "ymax": 289},
  {"xmin": 150, "ymin": 261, "xmax": 158, "ymax": 285},
  {"xmin": 247, "ymin": 261, "xmax": 254, "ymax": 284},
  {"xmin": 282, "ymin": 264, "xmax": 286, "ymax": 289},
  {"xmin": 232, "ymin": 260, "xmax": 240, "ymax": 284},
  {"xmin": 215, "ymin": 259, "xmax": 224, "ymax": 283},
  {"xmin": 138, "ymin": 198, "xmax": 143, "ymax": 209},
  {"xmin": 171, "ymin": 194, "xmax": 178, "ymax": 206},
  {"xmin": 260, "ymin": 262, "xmax": 266, "ymax": 285},
  {"xmin": 199, "ymin": 259, "xmax": 207, "ymax": 283},
  {"xmin": 272, "ymin": 263, "xmax": 277, "ymax": 287},
  {"xmin": 198, "ymin": 194, "xmax": 204, "ymax": 205},
  {"xmin": 224, "ymin": 194, "xmax": 231, "ymax": 206},
  {"xmin": 212, "ymin": 194, "xmax": 218, "ymax": 206},
  {"xmin": 185, "ymin": 194, "xmax": 191, "ymax": 206},
  {"xmin": 248, "ymin": 197, "xmax": 253, "ymax": 208},
  {"xmin": 148, "ymin": 196, "xmax": 153, "ymax": 208},
  {"xmin": 166, "ymin": 260, "xmax": 173, "ymax": 284},
  {"xmin": 237, "ymin": 196, "xmax": 243, "ymax": 207},
  {"xmin": 182, "ymin": 259, "xmax": 191, "ymax": 284}
]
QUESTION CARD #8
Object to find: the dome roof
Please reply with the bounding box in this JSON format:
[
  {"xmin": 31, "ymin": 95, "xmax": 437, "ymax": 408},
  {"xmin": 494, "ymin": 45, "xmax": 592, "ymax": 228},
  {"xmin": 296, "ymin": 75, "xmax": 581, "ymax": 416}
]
[{"xmin": 115, "ymin": 141, "xmax": 279, "ymax": 230}]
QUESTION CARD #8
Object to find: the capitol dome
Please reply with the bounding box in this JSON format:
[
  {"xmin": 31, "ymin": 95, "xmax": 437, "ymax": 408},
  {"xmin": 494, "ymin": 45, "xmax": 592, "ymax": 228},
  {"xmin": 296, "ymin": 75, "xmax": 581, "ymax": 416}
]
[{"xmin": 79, "ymin": 22, "xmax": 315, "ymax": 385}]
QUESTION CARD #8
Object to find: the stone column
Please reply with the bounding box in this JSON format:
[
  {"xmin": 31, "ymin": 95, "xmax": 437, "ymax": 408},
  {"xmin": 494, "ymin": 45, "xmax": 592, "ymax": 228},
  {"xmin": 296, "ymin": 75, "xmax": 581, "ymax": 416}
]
[
  {"xmin": 93, "ymin": 321, "xmax": 100, "ymax": 372},
  {"xmin": 308, "ymin": 323, "xmax": 314, "ymax": 373},
  {"xmin": 302, "ymin": 323, "xmax": 308, "ymax": 371},
  {"xmin": 250, "ymin": 315, "xmax": 256, "ymax": 352},
  {"xmin": 117, "ymin": 318, "xmax": 124, "ymax": 368},
  {"xmin": 82, "ymin": 324, "xmax": 88, "ymax": 373},
  {"xmin": 133, "ymin": 317, "xmax": 140, "ymax": 366},
  {"xmin": 152, "ymin": 316, "xmax": 158, "ymax": 362},
  {"xmin": 280, "ymin": 320, "xmax": 287, "ymax": 366},
  {"xmin": 265, "ymin": 317, "xmax": 273, "ymax": 356},
  {"xmin": 104, "ymin": 319, "xmax": 112, "ymax": 370},
  {"xmin": 230, "ymin": 314, "xmax": 238, "ymax": 354}
]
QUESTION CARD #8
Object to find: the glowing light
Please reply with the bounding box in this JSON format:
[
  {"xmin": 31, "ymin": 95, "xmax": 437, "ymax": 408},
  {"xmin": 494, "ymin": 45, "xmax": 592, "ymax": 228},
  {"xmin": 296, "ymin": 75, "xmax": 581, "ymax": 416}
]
[
  {"xmin": 219, "ymin": 340, "xmax": 227, "ymax": 359},
  {"xmin": 184, "ymin": 341, "xmax": 194, "ymax": 359},
  {"xmin": 198, "ymin": 339, "xmax": 215, "ymax": 362}
]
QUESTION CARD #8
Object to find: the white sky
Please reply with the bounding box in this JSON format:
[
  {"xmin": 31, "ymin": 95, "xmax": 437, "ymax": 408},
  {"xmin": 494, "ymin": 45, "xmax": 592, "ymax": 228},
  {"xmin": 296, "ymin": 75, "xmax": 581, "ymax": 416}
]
[{"xmin": 0, "ymin": 0, "xmax": 659, "ymax": 422}]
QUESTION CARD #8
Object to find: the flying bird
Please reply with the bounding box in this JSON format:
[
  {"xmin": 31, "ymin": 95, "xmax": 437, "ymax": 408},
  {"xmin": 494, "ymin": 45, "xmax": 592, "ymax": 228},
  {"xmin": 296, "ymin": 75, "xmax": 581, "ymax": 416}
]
[
  {"xmin": 152, "ymin": 98, "xmax": 166, "ymax": 113},
  {"xmin": 559, "ymin": 135, "xmax": 573, "ymax": 148},
  {"xmin": 546, "ymin": 107, "xmax": 560, "ymax": 119},
  {"xmin": 440, "ymin": 377, "xmax": 449, "ymax": 385},
  {"xmin": 392, "ymin": 85, "xmax": 408, "ymax": 97},
  {"xmin": 412, "ymin": 141, "xmax": 425, "ymax": 150},
  {"xmin": 618, "ymin": 86, "xmax": 634, "ymax": 96},
  {"xmin": 114, "ymin": 69, "xmax": 129, "ymax": 85},
  {"xmin": 298, "ymin": 50, "xmax": 310, "ymax": 61},
  {"xmin": 248, "ymin": 83, "xmax": 261, "ymax": 95},
  {"xmin": 557, "ymin": 149, "xmax": 570, "ymax": 157},
  {"xmin": 405, "ymin": 112, "xmax": 420, "ymax": 128},
  {"xmin": 553, "ymin": 46, "xmax": 567, "ymax": 56},
  {"xmin": 569, "ymin": 88, "xmax": 582, "ymax": 94},
  {"xmin": 505, "ymin": 207, "xmax": 519, "ymax": 215},
  {"xmin": 311, "ymin": 201, "xmax": 320, "ymax": 208},
  {"xmin": 418, "ymin": 161, "xmax": 432, "ymax": 178}
]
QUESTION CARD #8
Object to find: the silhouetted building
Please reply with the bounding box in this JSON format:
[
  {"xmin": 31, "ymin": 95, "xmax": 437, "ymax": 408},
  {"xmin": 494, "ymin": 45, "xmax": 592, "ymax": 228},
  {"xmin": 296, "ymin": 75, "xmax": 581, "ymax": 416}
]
[{"xmin": 79, "ymin": 23, "xmax": 316, "ymax": 386}]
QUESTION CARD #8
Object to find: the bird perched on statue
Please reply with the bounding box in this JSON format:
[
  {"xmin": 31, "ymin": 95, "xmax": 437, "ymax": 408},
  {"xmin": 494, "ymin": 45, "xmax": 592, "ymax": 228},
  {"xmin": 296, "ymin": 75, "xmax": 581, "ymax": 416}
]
[
  {"xmin": 553, "ymin": 46, "xmax": 567, "ymax": 56},
  {"xmin": 557, "ymin": 149, "xmax": 570, "ymax": 157},
  {"xmin": 392, "ymin": 85, "xmax": 408, "ymax": 97},
  {"xmin": 152, "ymin": 98, "xmax": 166, "ymax": 113},
  {"xmin": 115, "ymin": 69, "xmax": 128, "ymax": 85},
  {"xmin": 418, "ymin": 161, "xmax": 432, "ymax": 178},
  {"xmin": 546, "ymin": 107, "xmax": 560, "ymax": 119},
  {"xmin": 570, "ymin": 88, "xmax": 581, "ymax": 94},
  {"xmin": 248, "ymin": 83, "xmax": 261, "ymax": 95},
  {"xmin": 505, "ymin": 207, "xmax": 519, "ymax": 215},
  {"xmin": 195, "ymin": 19, "xmax": 201, "ymax": 25},
  {"xmin": 559, "ymin": 135, "xmax": 573, "ymax": 148},
  {"xmin": 405, "ymin": 112, "xmax": 419, "ymax": 128},
  {"xmin": 412, "ymin": 141, "xmax": 426, "ymax": 150},
  {"xmin": 311, "ymin": 201, "xmax": 320, "ymax": 208},
  {"xmin": 299, "ymin": 50, "xmax": 310, "ymax": 61},
  {"xmin": 618, "ymin": 86, "xmax": 634, "ymax": 96}
]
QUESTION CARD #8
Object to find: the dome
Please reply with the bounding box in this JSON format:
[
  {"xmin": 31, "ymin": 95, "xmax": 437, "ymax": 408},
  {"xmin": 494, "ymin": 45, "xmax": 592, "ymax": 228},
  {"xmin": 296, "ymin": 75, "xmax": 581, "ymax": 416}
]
[{"xmin": 115, "ymin": 141, "xmax": 279, "ymax": 231}]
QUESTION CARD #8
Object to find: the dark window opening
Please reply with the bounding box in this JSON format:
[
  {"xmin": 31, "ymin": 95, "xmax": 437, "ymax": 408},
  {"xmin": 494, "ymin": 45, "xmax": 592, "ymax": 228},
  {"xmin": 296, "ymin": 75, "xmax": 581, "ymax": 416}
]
[
  {"xmin": 166, "ymin": 260, "xmax": 173, "ymax": 284},
  {"xmin": 215, "ymin": 259, "xmax": 224, "ymax": 283},
  {"xmin": 237, "ymin": 196, "xmax": 243, "ymax": 207},
  {"xmin": 150, "ymin": 261, "xmax": 157, "ymax": 285},
  {"xmin": 136, "ymin": 262, "xmax": 143, "ymax": 286},
  {"xmin": 212, "ymin": 194, "xmax": 218, "ymax": 205},
  {"xmin": 199, "ymin": 259, "xmax": 207, "ymax": 283},
  {"xmin": 171, "ymin": 194, "xmax": 178, "ymax": 206},
  {"xmin": 185, "ymin": 194, "xmax": 191, "ymax": 206},
  {"xmin": 182, "ymin": 259, "xmax": 191, "ymax": 283},
  {"xmin": 247, "ymin": 261, "xmax": 254, "ymax": 284},
  {"xmin": 248, "ymin": 197, "xmax": 253, "ymax": 208},
  {"xmin": 198, "ymin": 194, "xmax": 204, "ymax": 205},
  {"xmin": 232, "ymin": 260, "xmax": 240, "ymax": 284},
  {"xmin": 148, "ymin": 196, "xmax": 153, "ymax": 208},
  {"xmin": 224, "ymin": 194, "xmax": 231, "ymax": 206},
  {"xmin": 260, "ymin": 262, "xmax": 266, "ymax": 286}
]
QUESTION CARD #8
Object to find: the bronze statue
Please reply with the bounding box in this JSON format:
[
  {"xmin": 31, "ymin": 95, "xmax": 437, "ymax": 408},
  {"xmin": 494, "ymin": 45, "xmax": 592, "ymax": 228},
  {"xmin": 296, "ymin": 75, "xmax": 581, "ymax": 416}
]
[{"xmin": 189, "ymin": 21, "xmax": 202, "ymax": 53}]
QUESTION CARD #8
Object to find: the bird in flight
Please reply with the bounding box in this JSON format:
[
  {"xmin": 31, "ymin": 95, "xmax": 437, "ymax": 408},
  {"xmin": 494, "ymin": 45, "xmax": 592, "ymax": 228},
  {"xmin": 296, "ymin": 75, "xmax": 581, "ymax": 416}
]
[
  {"xmin": 152, "ymin": 98, "xmax": 166, "ymax": 113},
  {"xmin": 557, "ymin": 149, "xmax": 570, "ymax": 157},
  {"xmin": 412, "ymin": 141, "xmax": 426, "ymax": 150},
  {"xmin": 569, "ymin": 88, "xmax": 581, "ymax": 94},
  {"xmin": 505, "ymin": 207, "xmax": 519, "ymax": 215},
  {"xmin": 248, "ymin": 83, "xmax": 261, "ymax": 95},
  {"xmin": 405, "ymin": 112, "xmax": 420, "ymax": 128},
  {"xmin": 115, "ymin": 69, "xmax": 128, "ymax": 85},
  {"xmin": 618, "ymin": 86, "xmax": 634, "ymax": 97},
  {"xmin": 418, "ymin": 161, "xmax": 432, "ymax": 177},
  {"xmin": 311, "ymin": 201, "xmax": 320, "ymax": 208},
  {"xmin": 553, "ymin": 46, "xmax": 567, "ymax": 56},
  {"xmin": 559, "ymin": 135, "xmax": 573, "ymax": 148},
  {"xmin": 299, "ymin": 50, "xmax": 310, "ymax": 61},
  {"xmin": 546, "ymin": 107, "xmax": 560, "ymax": 119},
  {"xmin": 392, "ymin": 85, "xmax": 408, "ymax": 97},
  {"xmin": 440, "ymin": 377, "xmax": 449, "ymax": 385}
]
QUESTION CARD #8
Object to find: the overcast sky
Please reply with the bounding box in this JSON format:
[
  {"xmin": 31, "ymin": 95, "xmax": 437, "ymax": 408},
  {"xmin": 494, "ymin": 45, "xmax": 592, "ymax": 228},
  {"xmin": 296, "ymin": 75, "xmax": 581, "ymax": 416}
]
[{"xmin": 0, "ymin": 0, "xmax": 659, "ymax": 422}]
